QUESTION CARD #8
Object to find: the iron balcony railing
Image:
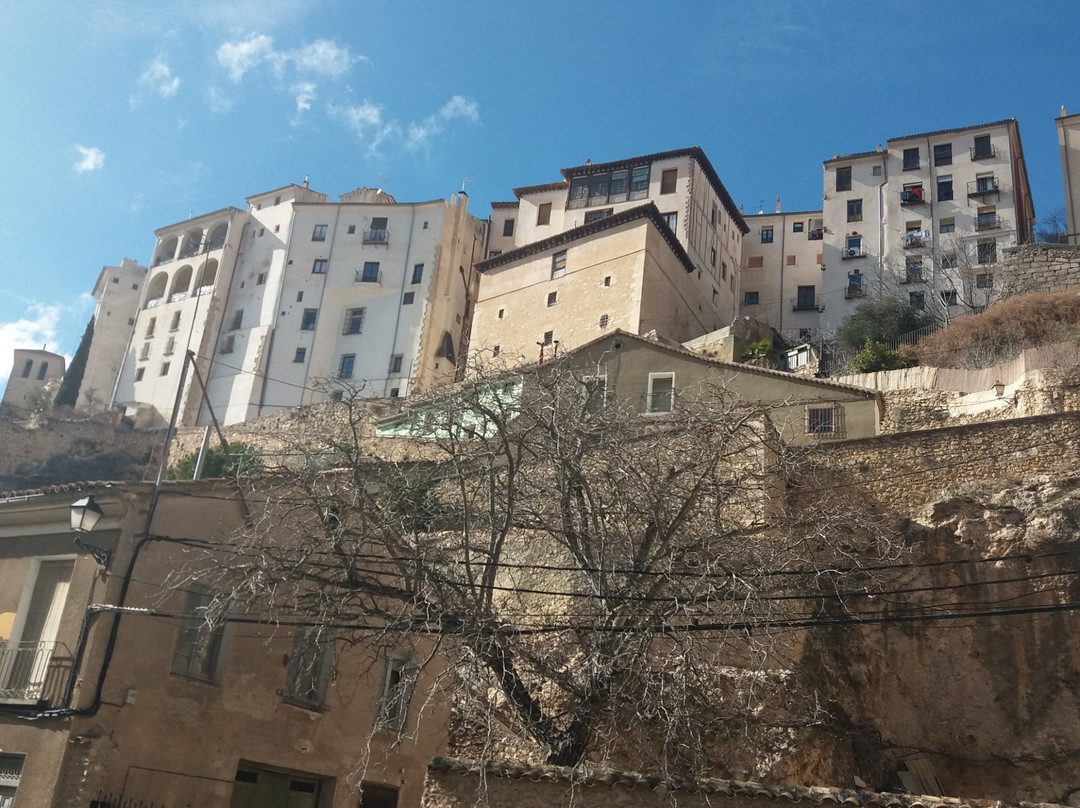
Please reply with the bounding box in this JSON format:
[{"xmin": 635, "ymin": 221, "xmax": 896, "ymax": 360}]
[
  {"xmin": 976, "ymin": 216, "xmax": 1009, "ymax": 232},
  {"xmin": 0, "ymin": 640, "xmax": 71, "ymax": 704},
  {"xmin": 363, "ymin": 228, "xmax": 390, "ymax": 244},
  {"xmin": 791, "ymin": 297, "xmax": 818, "ymax": 311},
  {"xmin": 844, "ymin": 285, "xmax": 865, "ymax": 299},
  {"xmin": 355, "ymin": 269, "xmax": 383, "ymax": 284},
  {"xmin": 967, "ymin": 178, "xmax": 1000, "ymax": 196},
  {"xmin": 900, "ymin": 188, "xmax": 926, "ymax": 205}
]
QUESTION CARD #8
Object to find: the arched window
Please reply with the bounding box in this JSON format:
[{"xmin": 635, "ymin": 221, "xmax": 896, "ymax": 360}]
[
  {"xmin": 197, "ymin": 258, "xmax": 218, "ymax": 290},
  {"xmin": 179, "ymin": 228, "xmax": 203, "ymax": 259},
  {"xmin": 206, "ymin": 222, "xmax": 228, "ymax": 251},
  {"xmin": 154, "ymin": 236, "xmax": 178, "ymax": 266},
  {"xmin": 146, "ymin": 272, "xmax": 168, "ymax": 305},
  {"xmin": 37, "ymin": 361, "xmax": 49, "ymax": 380},
  {"xmin": 170, "ymin": 265, "xmax": 193, "ymax": 298},
  {"xmin": 21, "ymin": 359, "xmax": 33, "ymax": 377}
]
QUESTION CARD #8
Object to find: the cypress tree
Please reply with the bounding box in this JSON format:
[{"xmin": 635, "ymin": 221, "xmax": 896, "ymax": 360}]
[{"xmin": 54, "ymin": 317, "xmax": 94, "ymax": 408}]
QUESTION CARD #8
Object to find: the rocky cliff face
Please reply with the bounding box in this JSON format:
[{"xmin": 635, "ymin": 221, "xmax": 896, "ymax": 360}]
[{"xmin": 807, "ymin": 475, "xmax": 1080, "ymax": 804}]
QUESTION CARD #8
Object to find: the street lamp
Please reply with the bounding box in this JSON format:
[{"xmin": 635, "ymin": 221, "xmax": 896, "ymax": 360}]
[{"xmin": 70, "ymin": 496, "xmax": 111, "ymax": 566}]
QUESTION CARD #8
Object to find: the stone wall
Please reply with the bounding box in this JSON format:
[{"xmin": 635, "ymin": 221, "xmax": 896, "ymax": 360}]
[
  {"xmin": 807, "ymin": 411, "xmax": 1080, "ymax": 515},
  {"xmin": 1004, "ymin": 243, "xmax": 1080, "ymax": 294}
]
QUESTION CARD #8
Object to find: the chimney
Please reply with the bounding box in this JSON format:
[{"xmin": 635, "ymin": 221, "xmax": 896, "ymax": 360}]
[{"xmin": 775, "ymin": 196, "xmax": 781, "ymax": 214}]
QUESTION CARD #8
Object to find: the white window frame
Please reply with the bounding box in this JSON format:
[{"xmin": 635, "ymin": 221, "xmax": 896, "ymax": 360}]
[
  {"xmin": 376, "ymin": 653, "xmax": 415, "ymax": 731},
  {"xmin": 646, "ymin": 373, "xmax": 675, "ymax": 414},
  {"xmin": 805, "ymin": 405, "xmax": 838, "ymax": 436}
]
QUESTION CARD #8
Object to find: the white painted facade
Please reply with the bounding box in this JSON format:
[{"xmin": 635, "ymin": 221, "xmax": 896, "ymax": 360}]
[
  {"xmin": 78, "ymin": 259, "xmax": 146, "ymax": 413},
  {"xmin": 1057, "ymin": 108, "xmax": 1080, "ymax": 246}
]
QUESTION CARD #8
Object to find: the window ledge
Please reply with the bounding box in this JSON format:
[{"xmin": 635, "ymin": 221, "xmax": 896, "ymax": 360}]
[{"xmin": 281, "ymin": 693, "xmax": 329, "ymax": 713}]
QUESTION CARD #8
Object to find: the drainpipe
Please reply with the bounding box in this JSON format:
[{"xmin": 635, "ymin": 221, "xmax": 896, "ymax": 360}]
[
  {"xmin": 876, "ymin": 148, "xmax": 889, "ymax": 290},
  {"xmin": 777, "ymin": 209, "xmax": 786, "ymax": 336},
  {"xmin": 384, "ymin": 205, "xmax": 417, "ymax": 396}
]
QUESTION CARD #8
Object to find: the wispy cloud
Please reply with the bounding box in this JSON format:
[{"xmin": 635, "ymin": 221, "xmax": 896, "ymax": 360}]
[
  {"xmin": 204, "ymin": 85, "xmax": 234, "ymax": 114},
  {"xmin": 332, "ymin": 95, "xmax": 480, "ymax": 155},
  {"xmin": 74, "ymin": 146, "xmax": 105, "ymax": 173},
  {"xmin": 216, "ymin": 33, "xmax": 358, "ymax": 83},
  {"xmin": 140, "ymin": 58, "xmax": 181, "ymax": 97}
]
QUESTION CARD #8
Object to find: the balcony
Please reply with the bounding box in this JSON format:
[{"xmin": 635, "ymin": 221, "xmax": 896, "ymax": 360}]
[
  {"xmin": 976, "ymin": 216, "xmax": 1009, "ymax": 232},
  {"xmin": 791, "ymin": 297, "xmax": 819, "ymax": 311},
  {"xmin": 145, "ymin": 298, "xmax": 163, "ymax": 309},
  {"xmin": 844, "ymin": 285, "xmax": 865, "ymax": 299},
  {"xmin": 807, "ymin": 228, "xmax": 824, "ymax": 240},
  {"xmin": 841, "ymin": 245, "xmax": 867, "ymax": 259},
  {"xmin": 904, "ymin": 233, "xmax": 927, "ymax": 249},
  {"xmin": 0, "ymin": 641, "xmax": 71, "ymax": 705},
  {"xmin": 355, "ymin": 269, "xmax": 383, "ymax": 284},
  {"xmin": 169, "ymin": 292, "xmax": 188, "ymax": 304},
  {"xmin": 970, "ymin": 144, "xmax": 997, "ymax": 161},
  {"xmin": 900, "ymin": 188, "xmax": 926, "ymax": 206},
  {"xmin": 901, "ymin": 271, "xmax": 924, "ymax": 285},
  {"xmin": 363, "ymin": 228, "xmax": 390, "ymax": 244},
  {"xmin": 967, "ymin": 178, "xmax": 1000, "ymax": 198}
]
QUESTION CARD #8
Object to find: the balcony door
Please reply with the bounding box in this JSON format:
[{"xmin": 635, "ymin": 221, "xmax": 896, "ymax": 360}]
[{"xmin": 1, "ymin": 559, "xmax": 73, "ymax": 700}]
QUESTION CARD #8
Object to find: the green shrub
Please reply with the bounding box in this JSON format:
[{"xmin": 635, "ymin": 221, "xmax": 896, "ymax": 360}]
[
  {"xmin": 835, "ymin": 297, "xmax": 932, "ymax": 353},
  {"xmin": 850, "ymin": 340, "xmax": 911, "ymax": 373},
  {"xmin": 167, "ymin": 442, "xmax": 263, "ymax": 480}
]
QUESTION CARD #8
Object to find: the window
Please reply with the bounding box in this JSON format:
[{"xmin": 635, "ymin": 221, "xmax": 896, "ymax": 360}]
[
  {"xmin": 977, "ymin": 206, "xmax": 997, "ymax": 230},
  {"xmin": 660, "ymin": 168, "xmax": 678, "ymax": 194},
  {"xmin": 170, "ymin": 312, "xmax": 182, "ymax": 332},
  {"xmin": 256, "ymin": 272, "xmax": 266, "ymax": 285},
  {"xmin": 940, "ymin": 217, "xmax": 955, "ymax": 234},
  {"xmin": 285, "ymin": 628, "xmax": 333, "ymax": 707},
  {"xmin": 411, "ymin": 264, "xmax": 424, "ymax": 284},
  {"xmin": 598, "ymin": 313, "xmax": 610, "ymax": 329},
  {"xmin": 339, "ymin": 354, "xmax": 355, "ymax": 379},
  {"xmin": 661, "ymin": 212, "xmax": 678, "ymax": 231},
  {"xmin": 972, "ymin": 135, "xmax": 994, "ymax": 160},
  {"xmin": 551, "ymin": 251, "xmax": 566, "ymax": 279},
  {"xmin": 744, "ymin": 291, "xmax": 760, "ymax": 305},
  {"xmin": 492, "ymin": 345, "xmax": 500, "ymax": 358},
  {"xmin": 747, "ymin": 256, "xmax": 764, "ymax": 268},
  {"xmin": 347, "ymin": 224, "xmax": 356, "ymax": 234},
  {"xmin": 359, "ymin": 782, "xmax": 399, "ymax": 808},
  {"xmin": 711, "ymin": 203, "xmax": 718, "ymax": 225},
  {"xmin": 761, "ymin": 227, "xmax": 773, "ymax": 244},
  {"xmin": 836, "ymin": 166, "xmax": 852, "ymax": 192},
  {"xmin": 976, "ymin": 273, "xmax": 994, "ymax": 289},
  {"xmin": 709, "ymin": 246, "xmax": 717, "ymax": 267},
  {"xmin": 901, "ymin": 184, "xmax": 924, "ymax": 204},
  {"xmin": 547, "ymin": 291, "xmax": 557, "ymax": 307},
  {"xmin": 312, "ymin": 224, "xmax": 327, "ymax": 241},
  {"xmin": 312, "ymin": 259, "xmax": 328, "ymax": 274},
  {"xmin": 937, "ymin": 175, "xmax": 953, "ymax": 202},
  {"xmin": 20, "ymin": 359, "xmax": 33, "ymax": 378},
  {"xmin": 161, "ymin": 337, "xmax": 175, "ymax": 356},
  {"xmin": 171, "ymin": 586, "xmax": 225, "ymax": 681},
  {"xmin": 603, "ymin": 275, "xmax": 611, "ymax": 287},
  {"xmin": 647, "ymin": 374, "xmax": 675, "ymax": 413},
  {"xmin": 845, "ymin": 235, "xmax": 863, "ymax": 257},
  {"xmin": 301, "ymin": 309, "xmax": 318, "ymax": 330},
  {"xmin": 145, "ymin": 317, "xmax": 157, "ymax": 338},
  {"xmin": 786, "ymin": 255, "xmax": 796, "ymax": 266},
  {"xmin": 160, "ymin": 362, "xmax": 170, "ymax": 375},
  {"xmin": 390, "ymin": 355, "xmax": 403, "ymax": 374},
  {"xmin": 793, "ymin": 221, "xmax": 804, "ymax": 233},
  {"xmin": 584, "ymin": 208, "xmax": 613, "ymax": 224},
  {"xmin": 941, "ymin": 289, "xmax": 958, "ymax": 306},
  {"xmin": 502, "ymin": 218, "xmax": 515, "ymax": 237},
  {"xmin": 377, "ymin": 655, "xmax": 415, "ymax": 730},
  {"xmin": 629, "ymin": 166, "xmax": 650, "ymax": 199},
  {"xmin": 796, "ymin": 285, "xmax": 816, "ymax": 310},
  {"xmin": 293, "ymin": 348, "xmax": 306, "ymax": 363},
  {"xmin": 941, "ymin": 252, "xmax": 958, "ymax": 269},
  {"xmin": 402, "ymin": 292, "xmax": 414, "ymax": 305},
  {"xmin": 229, "ymin": 310, "xmax": 244, "ymax": 331},
  {"xmin": 977, "ymin": 239, "xmax": 997, "ymax": 264},
  {"xmin": 934, "ymin": 143, "xmax": 953, "ymax": 166},
  {"xmin": 297, "ymin": 292, "xmax": 304, "ymax": 302},
  {"xmin": 139, "ymin": 343, "xmax": 150, "ymax": 361},
  {"xmin": 360, "ymin": 262, "xmax": 380, "ymax": 283},
  {"xmin": 903, "ymin": 147, "xmax": 920, "ymax": 170},
  {"xmin": 806, "ymin": 406, "xmax": 836, "ymax": 434},
  {"xmin": 542, "ymin": 330, "xmax": 554, "ymax": 346},
  {"xmin": 905, "ymin": 257, "xmax": 924, "ymax": 283},
  {"xmin": 909, "ymin": 291, "xmax": 925, "ymax": 309},
  {"xmin": 976, "ymin": 174, "xmax": 998, "ymax": 193},
  {"xmin": 847, "ymin": 199, "xmax": 863, "ymax": 222},
  {"xmin": 134, "ymin": 367, "xmax": 145, "ymax": 382},
  {"xmin": 343, "ymin": 308, "xmax": 365, "ymax": 334},
  {"xmin": 537, "ymin": 202, "xmax": 551, "ymax": 226},
  {"xmin": 498, "ymin": 308, "xmax": 505, "ymax": 319},
  {"xmin": 487, "ymin": 250, "xmax": 501, "ymax": 259}
]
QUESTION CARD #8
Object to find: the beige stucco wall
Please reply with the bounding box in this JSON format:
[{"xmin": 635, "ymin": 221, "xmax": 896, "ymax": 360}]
[
  {"xmin": 3, "ymin": 351, "xmax": 65, "ymax": 414},
  {"xmin": 1058, "ymin": 112, "xmax": 1080, "ymax": 247}
]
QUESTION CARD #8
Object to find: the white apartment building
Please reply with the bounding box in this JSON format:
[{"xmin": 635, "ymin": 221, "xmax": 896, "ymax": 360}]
[
  {"xmin": 77, "ymin": 258, "xmax": 147, "ymax": 413},
  {"xmin": 1057, "ymin": 107, "xmax": 1080, "ymax": 245},
  {"xmin": 738, "ymin": 204, "xmax": 826, "ymax": 343},
  {"xmin": 475, "ymin": 147, "xmax": 749, "ymax": 363},
  {"xmin": 205, "ymin": 188, "xmax": 485, "ymax": 424},
  {"xmin": 820, "ymin": 119, "xmax": 1034, "ymax": 330}
]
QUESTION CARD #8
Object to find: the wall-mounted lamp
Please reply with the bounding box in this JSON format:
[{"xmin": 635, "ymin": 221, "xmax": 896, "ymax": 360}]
[
  {"xmin": 70, "ymin": 495, "xmax": 111, "ymax": 567},
  {"xmin": 992, "ymin": 380, "xmax": 1005, "ymax": 398}
]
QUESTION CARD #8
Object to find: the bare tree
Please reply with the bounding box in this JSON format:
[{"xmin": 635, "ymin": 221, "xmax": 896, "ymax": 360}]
[
  {"xmin": 1035, "ymin": 207, "xmax": 1070, "ymax": 244},
  {"xmin": 185, "ymin": 360, "xmax": 899, "ymax": 778}
]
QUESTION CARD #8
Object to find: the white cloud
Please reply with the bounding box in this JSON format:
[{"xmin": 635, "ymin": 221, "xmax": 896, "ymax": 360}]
[
  {"xmin": 139, "ymin": 58, "xmax": 181, "ymax": 97},
  {"xmin": 290, "ymin": 40, "xmax": 356, "ymax": 78},
  {"xmin": 74, "ymin": 146, "xmax": 105, "ymax": 173},
  {"xmin": 217, "ymin": 33, "xmax": 276, "ymax": 82},
  {"xmin": 405, "ymin": 95, "xmax": 480, "ymax": 150},
  {"xmin": 293, "ymin": 82, "xmax": 316, "ymax": 114}
]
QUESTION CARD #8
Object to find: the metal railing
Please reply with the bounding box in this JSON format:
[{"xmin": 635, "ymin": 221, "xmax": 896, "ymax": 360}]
[
  {"xmin": 791, "ymin": 297, "xmax": 818, "ymax": 311},
  {"xmin": 900, "ymin": 188, "xmax": 926, "ymax": 205},
  {"xmin": 0, "ymin": 640, "xmax": 70, "ymax": 703},
  {"xmin": 970, "ymin": 144, "xmax": 997, "ymax": 160},
  {"xmin": 976, "ymin": 216, "xmax": 1009, "ymax": 232},
  {"xmin": 967, "ymin": 178, "xmax": 1000, "ymax": 196},
  {"xmin": 363, "ymin": 228, "xmax": 390, "ymax": 244},
  {"xmin": 355, "ymin": 269, "xmax": 383, "ymax": 284}
]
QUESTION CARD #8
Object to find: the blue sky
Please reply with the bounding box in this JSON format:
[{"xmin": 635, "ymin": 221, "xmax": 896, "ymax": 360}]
[{"xmin": 2, "ymin": 0, "xmax": 1079, "ymax": 386}]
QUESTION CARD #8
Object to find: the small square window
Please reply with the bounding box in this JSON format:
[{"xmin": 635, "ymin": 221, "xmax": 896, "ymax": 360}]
[
  {"xmin": 786, "ymin": 255, "xmax": 796, "ymax": 266},
  {"xmin": 312, "ymin": 224, "xmax": 328, "ymax": 241},
  {"xmin": 660, "ymin": 168, "xmax": 678, "ymax": 194},
  {"xmin": 761, "ymin": 227, "xmax": 774, "ymax": 244},
  {"xmin": 603, "ymin": 276, "xmax": 611, "ymax": 287},
  {"xmin": 747, "ymin": 256, "xmax": 764, "ymax": 268},
  {"xmin": 599, "ymin": 313, "xmax": 609, "ymax": 328},
  {"xmin": 229, "ymin": 309, "xmax": 244, "ymax": 331},
  {"xmin": 312, "ymin": 259, "xmax": 328, "ymax": 274},
  {"xmin": 793, "ymin": 221, "xmax": 804, "ymax": 233},
  {"xmin": 294, "ymin": 347, "xmax": 306, "ymax": 363},
  {"xmin": 390, "ymin": 388, "xmax": 400, "ymax": 398},
  {"xmin": 219, "ymin": 335, "xmax": 234, "ymax": 354},
  {"xmin": 256, "ymin": 272, "xmax": 266, "ymax": 285},
  {"xmin": 492, "ymin": 345, "xmax": 501, "ymax": 357},
  {"xmin": 662, "ymin": 211, "xmax": 678, "ymax": 231},
  {"xmin": 347, "ymin": 224, "xmax": 356, "ymax": 234},
  {"xmin": 551, "ymin": 251, "xmax": 566, "ymax": 279},
  {"xmin": 903, "ymin": 147, "xmax": 920, "ymax": 170},
  {"xmin": 976, "ymin": 273, "xmax": 994, "ymax": 289},
  {"xmin": 343, "ymin": 308, "xmax": 365, "ymax": 334},
  {"xmin": 744, "ymin": 291, "xmax": 759, "ymax": 305},
  {"xmin": 537, "ymin": 202, "xmax": 552, "ymax": 226},
  {"xmin": 940, "ymin": 217, "xmax": 955, "ymax": 234},
  {"xmin": 274, "ymin": 224, "xmax": 280, "ymax": 233},
  {"xmin": 977, "ymin": 239, "xmax": 997, "ymax": 264},
  {"xmin": 941, "ymin": 289, "xmax": 958, "ymax": 306},
  {"xmin": 547, "ymin": 291, "xmax": 557, "ymax": 307},
  {"xmin": 543, "ymin": 330, "xmax": 554, "ymax": 346},
  {"xmin": 390, "ymin": 354, "xmax": 403, "ymax": 374},
  {"xmin": 934, "ymin": 143, "xmax": 953, "ymax": 166},
  {"xmin": 301, "ymin": 309, "xmax": 318, "ymax": 331},
  {"xmin": 402, "ymin": 292, "xmax": 414, "ymax": 305},
  {"xmin": 502, "ymin": 218, "xmax": 515, "ymax": 237},
  {"xmin": 134, "ymin": 368, "xmax": 145, "ymax": 382},
  {"xmin": 647, "ymin": 374, "xmax": 675, "ymax": 413},
  {"xmin": 909, "ymin": 291, "xmax": 925, "ymax": 309},
  {"xmin": 847, "ymin": 199, "xmax": 863, "ymax": 222},
  {"xmin": 360, "ymin": 262, "xmax": 380, "ymax": 283},
  {"xmin": 807, "ymin": 406, "xmax": 836, "ymax": 434}
]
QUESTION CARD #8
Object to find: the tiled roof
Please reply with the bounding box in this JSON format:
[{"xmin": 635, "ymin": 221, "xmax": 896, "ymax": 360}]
[
  {"xmin": 559, "ymin": 147, "xmax": 749, "ymax": 235},
  {"xmin": 887, "ymin": 119, "xmax": 1016, "ymax": 144},
  {"xmin": 476, "ymin": 203, "xmax": 695, "ymax": 275},
  {"xmin": 491, "ymin": 201, "xmax": 519, "ymax": 209},
  {"xmin": 427, "ymin": 758, "xmax": 1065, "ymax": 808},
  {"xmin": 512, "ymin": 181, "xmax": 569, "ymax": 197},
  {"xmin": 824, "ymin": 151, "xmax": 883, "ymax": 165},
  {"xmin": 743, "ymin": 210, "xmax": 823, "ymax": 219}
]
